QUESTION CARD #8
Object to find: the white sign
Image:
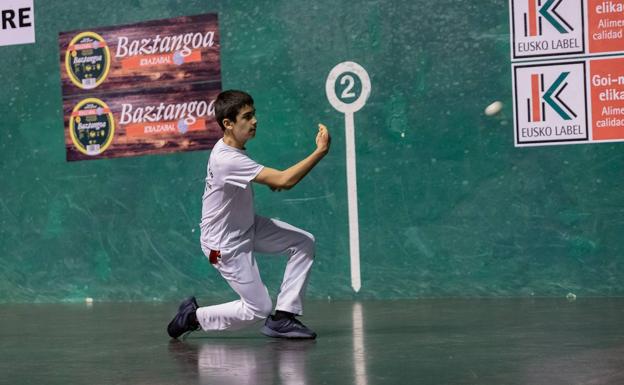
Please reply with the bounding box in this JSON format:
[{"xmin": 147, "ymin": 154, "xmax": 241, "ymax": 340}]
[
  {"xmin": 0, "ymin": 0, "xmax": 35, "ymax": 47},
  {"xmin": 513, "ymin": 61, "xmax": 589, "ymax": 146},
  {"xmin": 326, "ymin": 61, "xmax": 371, "ymax": 293},
  {"xmin": 510, "ymin": 0, "xmax": 585, "ymax": 60}
]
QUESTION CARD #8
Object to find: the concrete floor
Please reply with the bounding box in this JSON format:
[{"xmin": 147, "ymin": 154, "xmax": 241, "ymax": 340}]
[{"xmin": 1, "ymin": 298, "xmax": 624, "ymax": 385}]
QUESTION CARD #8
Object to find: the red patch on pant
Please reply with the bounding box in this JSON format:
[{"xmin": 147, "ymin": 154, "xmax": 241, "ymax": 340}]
[{"xmin": 209, "ymin": 249, "xmax": 221, "ymax": 264}]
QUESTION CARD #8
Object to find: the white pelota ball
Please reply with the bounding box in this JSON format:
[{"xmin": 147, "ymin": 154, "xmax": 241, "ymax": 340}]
[{"xmin": 484, "ymin": 101, "xmax": 503, "ymax": 116}]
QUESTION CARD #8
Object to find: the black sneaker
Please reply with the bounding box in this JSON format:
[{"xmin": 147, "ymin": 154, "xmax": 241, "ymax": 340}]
[
  {"xmin": 261, "ymin": 315, "xmax": 317, "ymax": 339},
  {"xmin": 167, "ymin": 296, "xmax": 200, "ymax": 339}
]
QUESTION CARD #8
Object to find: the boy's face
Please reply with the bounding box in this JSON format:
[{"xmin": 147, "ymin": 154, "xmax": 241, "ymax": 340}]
[{"xmin": 224, "ymin": 104, "xmax": 257, "ymax": 144}]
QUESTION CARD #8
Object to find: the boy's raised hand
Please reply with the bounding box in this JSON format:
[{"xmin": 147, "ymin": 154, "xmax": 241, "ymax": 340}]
[{"xmin": 316, "ymin": 124, "xmax": 331, "ymax": 155}]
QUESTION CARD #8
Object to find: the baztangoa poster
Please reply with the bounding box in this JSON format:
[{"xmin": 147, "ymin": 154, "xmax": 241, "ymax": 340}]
[{"xmin": 59, "ymin": 14, "xmax": 222, "ymax": 161}]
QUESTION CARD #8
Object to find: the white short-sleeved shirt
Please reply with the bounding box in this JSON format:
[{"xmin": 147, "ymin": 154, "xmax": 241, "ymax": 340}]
[{"xmin": 200, "ymin": 139, "xmax": 264, "ymax": 251}]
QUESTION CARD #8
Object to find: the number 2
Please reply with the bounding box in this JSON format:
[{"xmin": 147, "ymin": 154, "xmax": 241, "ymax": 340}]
[{"xmin": 340, "ymin": 75, "xmax": 356, "ymax": 99}]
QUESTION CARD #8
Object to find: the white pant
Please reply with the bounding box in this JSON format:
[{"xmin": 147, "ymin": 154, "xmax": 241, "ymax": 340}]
[{"xmin": 196, "ymin": 215, "xmax": 315, "ymax": 331}]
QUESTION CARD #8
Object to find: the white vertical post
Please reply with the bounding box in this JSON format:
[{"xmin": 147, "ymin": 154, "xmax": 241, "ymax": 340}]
[
  {"xmin": 344, "ymin": 112, "xmax": 361, "ymax": 292},
  {"xmin": 326, "ymin": 61, "xmax": 370, "ymax": 293}
]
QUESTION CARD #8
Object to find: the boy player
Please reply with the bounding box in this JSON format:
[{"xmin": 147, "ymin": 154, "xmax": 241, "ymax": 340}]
[{"xmin": 167, "ymin": 90, "xmax": 331, "ymax": 339}]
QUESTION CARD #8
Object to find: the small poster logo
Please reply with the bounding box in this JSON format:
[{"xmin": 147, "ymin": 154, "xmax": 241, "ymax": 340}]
[
  {"xmin": 65, "ymin": 31, "xmax": 111, "ymax": 90},
  {"xmin": 69, "ymin": 98, "xmax": 115, "ymax": 156},
  {"xmin": 526, "ymin": 72, "xmax": 577, "ymax": 122},
  {"xmin": 524, "ymin": 0, "xmax": 575, "ymax": 36}
]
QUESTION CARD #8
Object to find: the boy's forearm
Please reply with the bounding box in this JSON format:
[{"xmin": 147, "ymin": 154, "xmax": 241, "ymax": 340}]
[{"xmin": 282, "ymin": 149, "xmax": 327, "ymax": 189}]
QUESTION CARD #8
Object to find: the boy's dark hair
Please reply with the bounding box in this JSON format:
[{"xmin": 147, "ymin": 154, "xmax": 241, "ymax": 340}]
[{"xmin": 214, "ymin": 90, "xmax": 254, "ymax": 131}]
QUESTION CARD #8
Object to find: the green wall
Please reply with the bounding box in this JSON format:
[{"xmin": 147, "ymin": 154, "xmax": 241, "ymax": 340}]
[{"xmin": 1, "ymin": 0, "xmax": 623, "ymax": 303}]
